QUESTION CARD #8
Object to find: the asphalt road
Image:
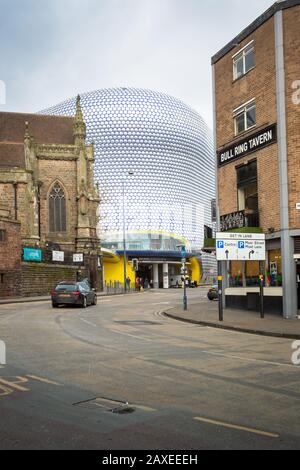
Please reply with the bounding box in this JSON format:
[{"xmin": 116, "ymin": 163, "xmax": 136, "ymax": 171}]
[{"xmin": 0, "ymin": 288, "xmax": 299, "ymax": 450}]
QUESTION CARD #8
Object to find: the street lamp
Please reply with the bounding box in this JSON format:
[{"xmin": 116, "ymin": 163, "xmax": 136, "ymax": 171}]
[{"xmin": 122, "ymin": 171, "xmax": 134, "ymax": 293}]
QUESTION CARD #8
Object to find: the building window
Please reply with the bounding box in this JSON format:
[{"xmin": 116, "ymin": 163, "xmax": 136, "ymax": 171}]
[
  {"xmin": 237, "ymin": 160, "xmax": 259, "ymax": 226},
  {"xmin": 233, "ymin": 42, "xmax": 255, "ymax": 80},
  {"xmin": 0, "ymin": 273, "xmax": 4, "ymax": 284},
  {"xmin": 49, "ymin": 182, "xmax": 67, "ymax": 233},
  {"xmin": 234, "ymin": 100, "xmax": 256, "ymax": 135},
  {"xmin": 0, "ymin": 229, "xmax": 6, "ymax": 242}
]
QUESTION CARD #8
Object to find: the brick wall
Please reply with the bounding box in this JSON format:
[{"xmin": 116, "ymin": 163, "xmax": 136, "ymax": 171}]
[
  {"xmin": 215, "ymin": 6, "xmax": 300, "ymax": 235},
  {"xmin": 20, "ymin": 263, "xmax": 89, "ymax": 297},
  {"xmin": 284, "ymin": 6, "xmax": 300, "ymax": 230},
  {"xmin": 0, "ymin": 218, "xmax": 21, "ymax": 298},
  {"xmin": 215, "ymin": 16, "xmax": 281, "ymax": 232}
]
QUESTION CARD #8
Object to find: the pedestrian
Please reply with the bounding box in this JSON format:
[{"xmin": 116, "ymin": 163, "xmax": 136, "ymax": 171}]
[{"xmin": 136, "ymin": 276, "xmax": 140, "ymax": 292}]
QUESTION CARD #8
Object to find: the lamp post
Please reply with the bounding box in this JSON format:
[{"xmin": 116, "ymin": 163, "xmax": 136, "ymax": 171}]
[
  {"xmin": 177, "ymin": 244, "xmax": 188, "ymax": 311},
  {"xmin": 122, "ymin": 171, "xmax": 134, "ymax": 293}
]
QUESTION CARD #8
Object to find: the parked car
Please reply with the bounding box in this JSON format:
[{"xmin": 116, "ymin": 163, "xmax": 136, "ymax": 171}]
[
  {"xmin": 51, "ymin": 281, "xmax": 97, "ymax": 308},
  {"xmin": 207, "ymin": 285, "xmax": 218, "ymax": 301}
]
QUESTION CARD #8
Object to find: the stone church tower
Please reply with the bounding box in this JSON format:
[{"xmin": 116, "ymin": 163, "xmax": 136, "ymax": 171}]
[{"xmin": 0, "ymin": 97, "xmax": 102, "ymax": 297}]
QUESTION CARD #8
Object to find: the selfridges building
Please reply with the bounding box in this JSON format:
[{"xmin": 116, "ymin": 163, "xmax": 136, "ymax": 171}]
[{"xmin": 42, "ymin": 88, "xmax": 215, "ymax": 254}]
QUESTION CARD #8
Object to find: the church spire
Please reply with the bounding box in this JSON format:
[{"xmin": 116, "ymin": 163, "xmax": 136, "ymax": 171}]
[{"xmin": 73, "ymin": 94, "xmax": 86, "ymax": 145}]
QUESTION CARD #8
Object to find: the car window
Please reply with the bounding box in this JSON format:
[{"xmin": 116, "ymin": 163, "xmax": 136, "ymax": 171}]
[
  {"xmin": 55, "ymin": 284, "xmax": 78, "ymax": 292},
  {"xmin": 80, "ymin": 282, "xmax": 90, "ymax": 291}
]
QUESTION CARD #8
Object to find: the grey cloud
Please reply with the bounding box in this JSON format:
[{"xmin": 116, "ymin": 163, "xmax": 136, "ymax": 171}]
[{"xmin": 0, "ymin": 0, "xmax": 273, "ymax": 127}]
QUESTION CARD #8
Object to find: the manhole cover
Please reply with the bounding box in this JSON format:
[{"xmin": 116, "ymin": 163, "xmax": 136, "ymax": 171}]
[
  {"xmin": 114, "ymin": 320, "xmax": 162, "ymax": 326},
  {"xmin": 73, "ymin": 397, "xmax": 135, "ymax": 414}
]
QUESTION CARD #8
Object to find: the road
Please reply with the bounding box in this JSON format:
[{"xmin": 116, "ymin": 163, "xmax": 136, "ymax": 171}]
[{"xmin": 0, "ymin": 288, "xmax": 299, "ymax": 450}]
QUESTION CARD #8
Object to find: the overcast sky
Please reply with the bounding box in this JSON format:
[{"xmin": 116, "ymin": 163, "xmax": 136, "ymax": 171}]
[{"xmin": 0, "ymin": 0, "xmax": 273, "ymax": 127}]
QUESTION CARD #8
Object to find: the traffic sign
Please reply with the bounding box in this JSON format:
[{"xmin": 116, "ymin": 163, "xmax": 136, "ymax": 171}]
[
  {"xmin": 216, "ymin": 232, "xmax": 266, "ymax": 261},
  {"xmin": 181, "ymin": 246, "xmax": 187, "ymax": 258}
]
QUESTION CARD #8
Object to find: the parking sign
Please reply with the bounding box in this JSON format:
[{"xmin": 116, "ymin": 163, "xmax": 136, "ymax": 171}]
[{"xmin": 216, "ymin": 232, "xmax": 265, "ymax": 261}]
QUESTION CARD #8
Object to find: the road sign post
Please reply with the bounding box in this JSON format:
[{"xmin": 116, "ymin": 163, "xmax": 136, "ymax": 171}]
[
  {"xmin": 216, "ymin": 233, "xmax": 266, "ymax": 320},
  {"xmin": 259, "ymin": 261, "xmax": 265, "ymax": 319},
  {"xmin": 218, "ymin": 261, "xmax": 223, "ymax": 322}
]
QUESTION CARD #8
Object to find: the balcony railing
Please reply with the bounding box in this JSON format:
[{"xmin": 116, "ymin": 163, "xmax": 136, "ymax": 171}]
[{"xmin": 220, "ymin": 210, "xmax": 260, "ymax": 232}]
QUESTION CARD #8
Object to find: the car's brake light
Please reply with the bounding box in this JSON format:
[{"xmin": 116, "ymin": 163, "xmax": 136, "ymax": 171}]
[{"xmin": 73, "ymin": 292, "xmax": 80, "ymax": 295}]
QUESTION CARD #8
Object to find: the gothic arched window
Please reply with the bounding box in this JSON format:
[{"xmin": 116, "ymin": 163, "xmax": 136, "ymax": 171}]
[{"xmin": 49, "ymin": 182, "xmax": 67, "ymax": 233}]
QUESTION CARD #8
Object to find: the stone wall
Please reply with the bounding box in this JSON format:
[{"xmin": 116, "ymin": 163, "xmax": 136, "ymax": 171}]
[
  {"xmin": 20, "ymin": 263, "xmax": 89, "ymax": 297},
  {"xmin": 0, "ymin": 217, "xmax": 21, "ymax": 298}
]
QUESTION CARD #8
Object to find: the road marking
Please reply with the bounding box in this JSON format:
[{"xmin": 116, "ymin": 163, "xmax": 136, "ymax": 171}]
[
  {"xmin": 201, "ymin": 350, "xmax": 296, "ymax": 368},
  {"xmin": 26, "ymin": 375, "xmax": 61, "ymax": 386},
  {"xmin": 134, "ymin": 404, "xmax": 157, "ymax": 412},
  {"xmin": 194, "ymin": 417, "xmax": 279, "ymax": 438},
  {"xmin": 151, "ymin": 302, "xmax": 171, "ymax": 306},
  {"xmin": 0, "ymin": 374, "xmax": 62, "ymax": 398},
  {"xmin": 78, "ymin": 317, "xmax": 98, "ymax": 328},
  {"xmin": 109, "ymin": 329, "xmax": 154, "ymax": 342},
  {"xmin": 0, "ymin": 376, "xmax": 30, "ymax": 392},
  {"xmin": 0, "ymin": 384, "xmax": 13, "ymax": 396}
]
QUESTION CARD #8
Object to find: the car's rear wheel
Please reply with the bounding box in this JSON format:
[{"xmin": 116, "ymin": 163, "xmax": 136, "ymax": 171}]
[{"xmin": 82, "ymin": 296, "xmax": 87, "ymax": 308}]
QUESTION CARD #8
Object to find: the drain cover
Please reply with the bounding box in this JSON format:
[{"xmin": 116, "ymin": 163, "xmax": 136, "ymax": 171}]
[{"xmin": 73, "ymin": 397, "xmax": 135, "ymax": 414}]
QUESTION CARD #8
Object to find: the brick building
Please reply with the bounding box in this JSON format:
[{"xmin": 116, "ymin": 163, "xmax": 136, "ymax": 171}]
[
  {"xmin": 212, "ymin": 0, "xmax": 300, "ymax": 318},
  {"xmin": 0, "ymin": 96, "xmax": 102, "ymax": 298}
]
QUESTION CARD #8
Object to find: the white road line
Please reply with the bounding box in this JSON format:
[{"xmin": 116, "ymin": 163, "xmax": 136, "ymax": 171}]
[
  {"xmin": 151, "ymin": 302, "xmax": 171, "ymax": 306},
  {"xmin": 78, "ymin": 317, "xmax": 98, "ymax": 328},
  {"xmin": 201, "ymin": 350, "xmax": 296, "ymax": 368},
  {"xmin": 194, "ymin": 417, "xmax": 279, "ymax": 438},
  {"xmin": 108, "ymin": 329, "xmax": 154, "ymax": 342},
  {"xmin": 26, "ymin": 375, "xmax": 61, "ymax": 386},
  {"xmin": 134, "ymin": 404, "xmax": 157, "ymax": 412}
]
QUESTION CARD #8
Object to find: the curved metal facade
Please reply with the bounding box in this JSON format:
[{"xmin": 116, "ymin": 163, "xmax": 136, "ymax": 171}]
[{"xmin": 42, "ymin": 88, "xmax": 215, "ymax": 251}]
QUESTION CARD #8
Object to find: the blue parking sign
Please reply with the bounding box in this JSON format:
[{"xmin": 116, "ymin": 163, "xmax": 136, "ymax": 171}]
[
  {"xmin": 238, "ymin": 241, "xmax": 245, "ymax": 249},
  {"xmin": 217, "ymin": 241, "xmax": 224, "ymax": 249}
]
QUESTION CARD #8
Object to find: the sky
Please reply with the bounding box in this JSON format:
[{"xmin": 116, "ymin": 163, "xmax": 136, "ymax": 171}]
[{"xmin": 0, "ymin": 0, "xmax": 273, "ymax": 128}]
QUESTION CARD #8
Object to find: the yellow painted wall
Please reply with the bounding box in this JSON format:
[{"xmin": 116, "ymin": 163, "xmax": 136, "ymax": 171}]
[
  {"xmin": 103, "ymin": 256, "xmax": 135, "ymax": 287},
  {"xmin": 189, "ymin": 256, "xmax": 201, "ymax": 284},
  {"xmin": 104, "ymin": 255, "xmax": 201, "ymax": 286}
]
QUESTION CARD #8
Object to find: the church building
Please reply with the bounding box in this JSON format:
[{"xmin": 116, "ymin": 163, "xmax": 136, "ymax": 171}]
[{"xmin": 0, "ymin": 96, "xmax": 102, "ymax": 298}]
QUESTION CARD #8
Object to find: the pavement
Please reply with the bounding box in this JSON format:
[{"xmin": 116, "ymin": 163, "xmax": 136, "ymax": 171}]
[{"xmin": 164, "ymin": 299, "xmax": 300, "ymax": 340}]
